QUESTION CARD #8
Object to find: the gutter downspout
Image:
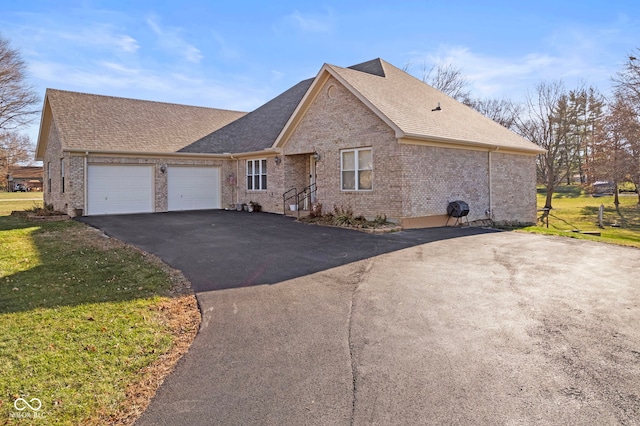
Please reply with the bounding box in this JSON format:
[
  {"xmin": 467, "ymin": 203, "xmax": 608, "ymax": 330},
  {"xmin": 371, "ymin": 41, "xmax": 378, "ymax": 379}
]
[
  {"xmin": 488, "ymin": 147, "xmax": 500, "ymax": 222},
  {"xmin": 83, "ymin": 152, "xmax": 88, "ymax": 215},
  {"xmin": 230, "ymin": 154, "xmax": 238, "ymax": 204}
]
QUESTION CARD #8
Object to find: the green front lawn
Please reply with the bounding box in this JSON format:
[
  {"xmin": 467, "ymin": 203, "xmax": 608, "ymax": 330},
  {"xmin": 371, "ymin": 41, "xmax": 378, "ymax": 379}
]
[
  {"xmin": 0, "ymin": 192, "xmax": 43, "ymax": 216},
  {"xmin": 0, "ymin": 215, "xmax": 198, "ymax": 425},
  {"xmin": 519, "ymin": 186, "xmax": 640, "ymax": 248}
]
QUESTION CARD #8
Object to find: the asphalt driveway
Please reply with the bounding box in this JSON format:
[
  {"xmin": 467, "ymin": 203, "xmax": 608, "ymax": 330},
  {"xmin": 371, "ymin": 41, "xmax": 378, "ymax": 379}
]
[
  {"xmin": 79, "ymin": 211, "xmax": 640, "ymax": 425},
  {"xmin": 79, "ymin": 210, "xmax": 493, "ymax": 292}
]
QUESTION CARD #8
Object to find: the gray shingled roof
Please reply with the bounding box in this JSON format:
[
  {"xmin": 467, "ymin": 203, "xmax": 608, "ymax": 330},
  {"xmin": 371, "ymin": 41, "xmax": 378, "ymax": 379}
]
[
  {"xmin": 38, "ymin": 59, "xmax": 542, "ymax": 159},
  {"xmin": 348, "ymin": 58, "xmax": 386, "ymax": 77},
  {"xmin": 8, "ymin": 166, "xmax": 43, "ymax": 179},
  {"xmin": 326, "ymin": 59, "xmax": 544, "ymax": 153},
  {"xmin": 180, "ymin": 78, "xmax": 314, "ymax": 154},
  {"xmin": 44, "ymin": 89, "xmax": 246, "ymax": 153}
]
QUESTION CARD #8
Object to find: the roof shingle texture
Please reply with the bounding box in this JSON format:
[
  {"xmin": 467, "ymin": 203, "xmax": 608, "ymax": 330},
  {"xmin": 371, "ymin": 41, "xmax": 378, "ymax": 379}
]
[
  {"xmin": 8, "ymin": 166, "xmax": 43, "ymax": 179},
  {"xmin": 329, "ymin": 59, "xmax": 542, "ymax": 152},
  {"xmin": 180, "ymin": 78, "xmax": 314, "ymax": 154},
  {"xmin": 46, "ymin": 89, "xmax": 246, "ymax": 153}
]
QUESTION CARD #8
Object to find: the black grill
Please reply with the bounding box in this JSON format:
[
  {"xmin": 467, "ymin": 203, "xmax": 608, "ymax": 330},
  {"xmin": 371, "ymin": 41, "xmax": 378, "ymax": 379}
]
[{"xmin": 447, "ymin": 200, "xmax": 469, "ymax": 218}]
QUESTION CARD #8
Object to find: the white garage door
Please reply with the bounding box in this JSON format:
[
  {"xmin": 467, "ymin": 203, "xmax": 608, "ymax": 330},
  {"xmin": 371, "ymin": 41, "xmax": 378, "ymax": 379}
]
[
  {"xmin": 168, "ymin": 166, "xmax": 220, "ymax": 211},
  {"xmin": 88, "ymin": 165, "xmax": 154, "ymax": 215}
]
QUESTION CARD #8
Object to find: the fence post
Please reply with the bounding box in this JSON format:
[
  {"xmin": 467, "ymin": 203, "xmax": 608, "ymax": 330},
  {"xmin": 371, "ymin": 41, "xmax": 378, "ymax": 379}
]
[{"xmin": 598, "ymin": 204, "xmax": 604, "ymax": 228}]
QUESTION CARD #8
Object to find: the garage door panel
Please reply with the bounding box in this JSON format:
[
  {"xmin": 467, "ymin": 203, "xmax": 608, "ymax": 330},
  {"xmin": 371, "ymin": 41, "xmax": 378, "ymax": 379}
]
[
  {"xmin": 168, "ymin": 167, "xmax": 220, "ymax": 211},
  {"xmin": 88, "ymin": 165, "xmax": 154, "ymax": 215}
]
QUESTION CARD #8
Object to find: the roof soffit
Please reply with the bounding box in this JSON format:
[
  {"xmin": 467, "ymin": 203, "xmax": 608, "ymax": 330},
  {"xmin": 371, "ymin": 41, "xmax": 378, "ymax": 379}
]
[
  {"xmin": 35, "ymin": 94, "xmax": 54, "ymax": 161},
  {"xmin": 399, "ymin": 135, "xmax": 546, "ymax": 155}
]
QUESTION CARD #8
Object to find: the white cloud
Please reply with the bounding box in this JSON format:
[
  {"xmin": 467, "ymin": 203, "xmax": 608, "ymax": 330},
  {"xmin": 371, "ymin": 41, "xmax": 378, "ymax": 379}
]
[
  {"xmin": 211, "ymin": 33, "xmax": 241, "ymax": 60},
  {"xmin": 29, "ymin": 57, "xmax": 265, "ymax": 112},
  {"xmin": 117, "ymin": 35, "xmax": 139, "ymax": 53},
  {"xmin": 284, "ymin": 10, "xmax": 333, "ymax": 33},
  {"xmin": 39, "ymin": 26, "xmax": 140, "ymax": 55},
  {"xmin": 146, "ymin": 16, "xmax": 203, "ymax": 63},
  {"xmin": 184, "ymin": 45, "xmax": 204, "ymax": 63},
  {"xmin": 407, "ymin": 40, "xmax": 619, "ymax": 102},
  {"xmin": 147, "ymin": 17, "xmax": 162, "ymax": 36},
  {"xmin": 99, "ymin": 61, "xmax": 139, "ymax": 74}
]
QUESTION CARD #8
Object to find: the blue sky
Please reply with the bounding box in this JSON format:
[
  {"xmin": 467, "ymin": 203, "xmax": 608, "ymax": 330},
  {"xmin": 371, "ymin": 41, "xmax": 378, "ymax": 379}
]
[{"xmin": 2, "ymin": 0, "xmax": 639, "ymax": 144}]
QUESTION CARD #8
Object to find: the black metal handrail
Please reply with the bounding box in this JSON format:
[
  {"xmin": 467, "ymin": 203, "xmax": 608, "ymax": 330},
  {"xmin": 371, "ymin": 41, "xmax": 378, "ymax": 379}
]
[
  {"xmin": 297, "ymin": 183, "xmax": 316, "ymax": 211},
  {"xmin": 283, "ymin": 187, "xmax": 297, "ymax": 216},
  {"xmin": 282, "ymin": 183, "xmax": 317, "ymax": 218}
]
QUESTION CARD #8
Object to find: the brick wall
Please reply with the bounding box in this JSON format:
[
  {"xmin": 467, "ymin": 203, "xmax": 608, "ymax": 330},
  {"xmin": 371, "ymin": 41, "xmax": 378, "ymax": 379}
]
[
  {"xmin": 43, "ymin": 120, "xmax": 73, "ymax": 214},
  {"xmin": 235, "ymin": 157, "xmax": 284, "ymax": 213},
  {"xmin": 278, "ymin": 77, "xmax": 537, "ymax": 225},
  {"xmin": 490, "ymin": 152, "xmax": 537, "ymax": 225},
  {"xmin": 398, "ymin": 145, "xmax": 537, "ymax": 225},
  {"xmin": 282, "ymin": 77, "xmax": 403, "ymax": 219},
  {"xmin": 67, "ymin": 155, "xmax": 84, "ymax": 214},
  {"xmin": 399, "ymin": 144, "xmax": 491, "ymax": 222}
]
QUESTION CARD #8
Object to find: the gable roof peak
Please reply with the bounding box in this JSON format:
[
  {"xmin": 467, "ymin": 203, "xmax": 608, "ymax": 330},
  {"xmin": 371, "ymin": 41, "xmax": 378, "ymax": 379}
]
[
  {"xmin": 347, "ymin": 58, "xmax": 386, "ymax": 77},
  {"xmin": 314, "ymin": 58, "xmax": 545, "ymax": 154}
]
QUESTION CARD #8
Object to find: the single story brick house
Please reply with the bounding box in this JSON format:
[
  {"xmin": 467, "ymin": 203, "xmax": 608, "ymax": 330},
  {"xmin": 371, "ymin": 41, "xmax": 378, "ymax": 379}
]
[
  {"xmin": 35, "ymin": 58, "xmax": 544, "ymax": 227},
  {"xmin": 7, "ymin": 166, "xmax": 44, "ymax": 191}
]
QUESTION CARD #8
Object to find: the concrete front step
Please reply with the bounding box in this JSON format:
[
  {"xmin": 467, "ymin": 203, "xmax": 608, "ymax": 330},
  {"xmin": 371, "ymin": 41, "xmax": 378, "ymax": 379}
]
[{"xmin": 285, "ymin": 209, "xmax": 311, "ymax": 218}]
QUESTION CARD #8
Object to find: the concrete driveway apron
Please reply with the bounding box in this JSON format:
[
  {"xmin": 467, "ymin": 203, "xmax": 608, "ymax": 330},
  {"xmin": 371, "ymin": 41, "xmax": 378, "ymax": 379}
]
[{"xmin": 79, "ymin": 211, "xmax": 640, "ymax": 425}]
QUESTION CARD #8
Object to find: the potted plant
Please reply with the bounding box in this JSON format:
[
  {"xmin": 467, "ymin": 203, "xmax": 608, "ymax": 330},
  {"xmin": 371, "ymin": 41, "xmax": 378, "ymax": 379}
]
[{"xmin": 249, "ymin": 201, "xmax": 262, "ymax": 212}]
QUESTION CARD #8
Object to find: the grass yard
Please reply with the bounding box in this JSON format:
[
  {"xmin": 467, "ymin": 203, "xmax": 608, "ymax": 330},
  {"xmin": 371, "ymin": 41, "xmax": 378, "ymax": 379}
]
[
  {"xmin": 0, "ymin": 214, "xmax": 199, "ymax": 425},
  {"xmin": 0, "ymin": 192, "xmax": 43, "ymax": 215},
  {"xmin": 520, "ymin": 185, "xmax": 640, "ymax": 248}
]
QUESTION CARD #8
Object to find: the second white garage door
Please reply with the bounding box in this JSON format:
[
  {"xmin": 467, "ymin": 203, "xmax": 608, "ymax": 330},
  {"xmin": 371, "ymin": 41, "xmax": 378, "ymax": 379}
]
[{"xmin": 168, "ymin": 166, "xmax": 221, "ymax": 211}]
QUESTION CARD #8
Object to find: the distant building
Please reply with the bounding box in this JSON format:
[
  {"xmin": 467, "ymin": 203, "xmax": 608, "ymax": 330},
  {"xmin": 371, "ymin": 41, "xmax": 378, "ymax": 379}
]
[
  {"xmin": 8, "ymin": 166, "xmax": 44, "ymax": 191},
  {"xmin": 592, "ymin": 181, "xmax": 615, "ymax": 196}
]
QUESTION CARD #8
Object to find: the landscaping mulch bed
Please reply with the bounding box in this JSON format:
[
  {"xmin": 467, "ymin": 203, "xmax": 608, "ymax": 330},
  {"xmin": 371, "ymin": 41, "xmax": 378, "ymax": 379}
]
[
  {"xmin": 11, "ymin": 209, "xmax": 70, "ymax": 222},
  {"xmin": 298, "ymin": 214, "xmax": 402, "ymax": 233}
]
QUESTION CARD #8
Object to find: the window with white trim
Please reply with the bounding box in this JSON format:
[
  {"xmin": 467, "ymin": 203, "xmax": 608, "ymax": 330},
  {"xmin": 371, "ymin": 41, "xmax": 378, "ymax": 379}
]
[
  {"xmin": 247, "ymin": 159, "xmax": 267, "ymax": 190},
  {"xmin": 341, "ymin": 148, "xmax": 372, "ymax": 191},
  {"xmin": 60, "ymin": 158, "xmax": 65, "ymax": 193}
]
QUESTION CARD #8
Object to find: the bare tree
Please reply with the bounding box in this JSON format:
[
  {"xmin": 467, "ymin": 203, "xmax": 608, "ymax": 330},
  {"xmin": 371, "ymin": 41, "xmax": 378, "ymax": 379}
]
[
  {"xmin": 422, "ymin": 63, "xmax": 472, "ymax": 104},
  {"xmin": 0, "ymin": 131, "xmax": 33, "ymax": 190},
  {"xmin": 514, "ymin": 80, "xmax": 577, "ymax": 209},
  {"xmin": 0, "ymin": 34, "xmax": 40, "ymax": 131},
  {"xmin": 592, "ymin": 92, "xmax": 636, "ymax": 207},
  {"xmin": 405, "ymin": 60, "xmax": 523, "ymax": 127},
  {"xmin": 610, "ymin": 50, "xmax": 640, "ymax": 204},
  {"xmin": 467, "ymin": 97, "xmax": 521, "ymax": 129},
  {"xmin": 613, "ymin": 48, "xmax": 640, "ymax": 107},
  {"xmin": 404, "ymin": 61, "xmax": 472, "ymax": 104},
  {"xmin": 627, "ymin": 113, "xmax": 640, "ymax": 205}
]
